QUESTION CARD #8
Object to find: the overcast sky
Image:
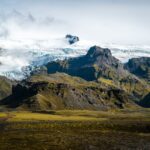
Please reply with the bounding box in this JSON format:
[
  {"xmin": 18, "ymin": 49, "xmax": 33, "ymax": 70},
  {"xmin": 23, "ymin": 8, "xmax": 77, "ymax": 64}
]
[{"xmin": 0, "ymin": 0, "xmax": 150, "ymax": 45}]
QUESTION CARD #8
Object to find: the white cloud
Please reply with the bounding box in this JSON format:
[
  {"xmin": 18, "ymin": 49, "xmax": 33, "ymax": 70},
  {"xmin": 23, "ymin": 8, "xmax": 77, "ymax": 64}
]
[{"xmin": 0, "ymin": 10, "xmax": 68, "ymax": 40}]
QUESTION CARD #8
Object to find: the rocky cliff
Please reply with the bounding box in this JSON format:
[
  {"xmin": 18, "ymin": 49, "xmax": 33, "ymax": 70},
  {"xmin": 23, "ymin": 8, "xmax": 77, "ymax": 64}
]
[{"xmin": 125, "ymin": 57, "xmax": 150, "ymax": 82}]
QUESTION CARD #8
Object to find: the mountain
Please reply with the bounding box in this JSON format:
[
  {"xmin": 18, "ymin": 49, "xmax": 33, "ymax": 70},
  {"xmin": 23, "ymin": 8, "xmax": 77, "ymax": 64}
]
[
  {"xmin": 0, "ymin": 45, "xmax": 149, "ymax": 110},
  {"xmin": 125, "ymin": 57, "xmax": 150, "ymax": 82},
  {"xmin": 0, "ymin": 73, "xmax": 138, "ymax": 111},
  {"xmin": 46, "ymin": 46, "xmax": 150, "ymax": 100},
  {"xmin": 46, "ymin": 46, "xmax": 126, "ymax": 81}
]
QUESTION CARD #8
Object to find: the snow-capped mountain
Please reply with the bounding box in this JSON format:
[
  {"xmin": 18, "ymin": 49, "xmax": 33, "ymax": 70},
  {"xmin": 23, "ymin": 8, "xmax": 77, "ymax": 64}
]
[{"xmin": 0, "ymin": 36, "xmax": 150, "ymax": 80}]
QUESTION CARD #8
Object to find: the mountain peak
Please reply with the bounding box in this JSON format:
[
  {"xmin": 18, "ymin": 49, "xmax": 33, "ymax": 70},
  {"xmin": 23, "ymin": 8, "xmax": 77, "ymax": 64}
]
[{"xmin": 87, "ymin": 46, "xmax": 111, "ymax": 58}]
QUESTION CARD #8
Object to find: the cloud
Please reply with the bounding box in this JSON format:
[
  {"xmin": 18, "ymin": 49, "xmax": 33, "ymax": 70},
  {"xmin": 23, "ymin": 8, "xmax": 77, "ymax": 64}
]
[
  {"xmin": 0, "ymin": 10, "xmax": 68, "ymax": 40},
  {"xmin": 0, "ymin": 1, "xmax": 150, "ymax": 45}
]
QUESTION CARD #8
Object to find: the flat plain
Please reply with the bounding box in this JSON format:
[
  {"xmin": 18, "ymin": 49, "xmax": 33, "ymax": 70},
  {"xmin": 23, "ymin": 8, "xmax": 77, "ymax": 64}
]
[{"xmin": 0, "ymin": 109, "xmax": 150, "ymax": 150}]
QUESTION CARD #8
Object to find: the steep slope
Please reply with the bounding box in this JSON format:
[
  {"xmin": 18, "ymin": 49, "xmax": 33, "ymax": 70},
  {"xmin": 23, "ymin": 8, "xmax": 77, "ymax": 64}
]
[
  {"xmin": 139, "ymin": 93, "xmax": 150, "ymax": 108},
  {"xmin": 46, "ymin": 46, "xmax": 150, "ymax": 100},
  {"xmin": 125, "ymin": 57, "xmax": 150, "ymax": 82},
  {"xmin": 0, "ymin": 73, "xmax": 138, "ymax": 111},
  {"xmin": 0, "ymin": 76, "xmax": 13, "ymax": 100}
]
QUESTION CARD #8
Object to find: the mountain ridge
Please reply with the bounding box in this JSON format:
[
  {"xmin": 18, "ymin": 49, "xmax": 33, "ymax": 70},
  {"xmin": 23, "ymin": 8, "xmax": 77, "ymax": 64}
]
[{"xmin": 0, "ymin": 45, "xmax": 149, "ymax": 110}]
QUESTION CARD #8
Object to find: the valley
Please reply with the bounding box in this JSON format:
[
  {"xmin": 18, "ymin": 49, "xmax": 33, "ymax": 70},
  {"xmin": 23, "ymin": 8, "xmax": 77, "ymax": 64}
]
[{"xmin": 0, "ymin": 109, "xmax": 150, "ymax": 150}]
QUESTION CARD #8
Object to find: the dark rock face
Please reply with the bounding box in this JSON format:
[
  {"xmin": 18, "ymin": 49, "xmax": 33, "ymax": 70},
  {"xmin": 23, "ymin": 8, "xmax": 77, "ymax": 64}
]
[
  {"xmin": 87, "ymin": 46, "xmax": 111, "ymax": 58},
  {"xmin": 85, "ymin": 46, "xmax": 123, "ymax": 70},
  {"xmin": 66, "ymin": 34, "xmax": 79, "ymax": 44},
  {"xmin": 46, "ymin": 46, "xmax": 125, "ymax": 81},
  {"xmin": 1, "ymin": 81, "xmax": 50, "ymax": 109},
  {"xmin": 125, "ymin": 57, "xmax": 150, "ymax": 81},
  {"xmin": 139, "ymin": 93, "xmax": 150, "ymax": 108}
]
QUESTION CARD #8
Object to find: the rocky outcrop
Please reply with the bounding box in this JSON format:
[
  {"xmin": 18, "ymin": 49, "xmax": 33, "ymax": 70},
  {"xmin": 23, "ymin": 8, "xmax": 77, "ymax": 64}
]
[
  {"xmin": 125, "ymin": 57, "xmax": 150, "ymax": 82},
  {"xmin": 65, "ymin": 34, "xmax": 79, "ymax": 44}
]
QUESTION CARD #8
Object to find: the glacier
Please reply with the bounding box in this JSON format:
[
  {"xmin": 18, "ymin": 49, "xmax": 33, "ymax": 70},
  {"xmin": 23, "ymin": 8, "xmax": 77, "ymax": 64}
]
[{"xmin": 0, "ymin": 37, "xmax": 150, "ymax": 80}]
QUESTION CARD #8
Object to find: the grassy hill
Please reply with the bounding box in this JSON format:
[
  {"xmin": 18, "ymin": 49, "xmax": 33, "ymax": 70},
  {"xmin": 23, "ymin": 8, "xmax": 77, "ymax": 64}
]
[
  {"xmin": 0, "ymin": 73, "xmax": 139, "ymax": 111},
  {"xmin": 0, "ymin": 76, "xmax": 13, "ymax": 100}
]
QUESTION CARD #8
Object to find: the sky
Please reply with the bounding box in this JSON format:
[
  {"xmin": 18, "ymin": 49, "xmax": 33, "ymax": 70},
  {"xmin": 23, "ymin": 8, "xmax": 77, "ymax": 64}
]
[{"xmin": 0, "ymin": 0, "xmax": 150, "ymax": 45}]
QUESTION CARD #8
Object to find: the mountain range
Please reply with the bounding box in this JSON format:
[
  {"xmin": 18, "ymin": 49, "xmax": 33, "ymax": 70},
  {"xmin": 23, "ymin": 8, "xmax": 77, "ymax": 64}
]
[{"xmin": 0, "ymin": 44, "xmax": 149, "ymax": 111}]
